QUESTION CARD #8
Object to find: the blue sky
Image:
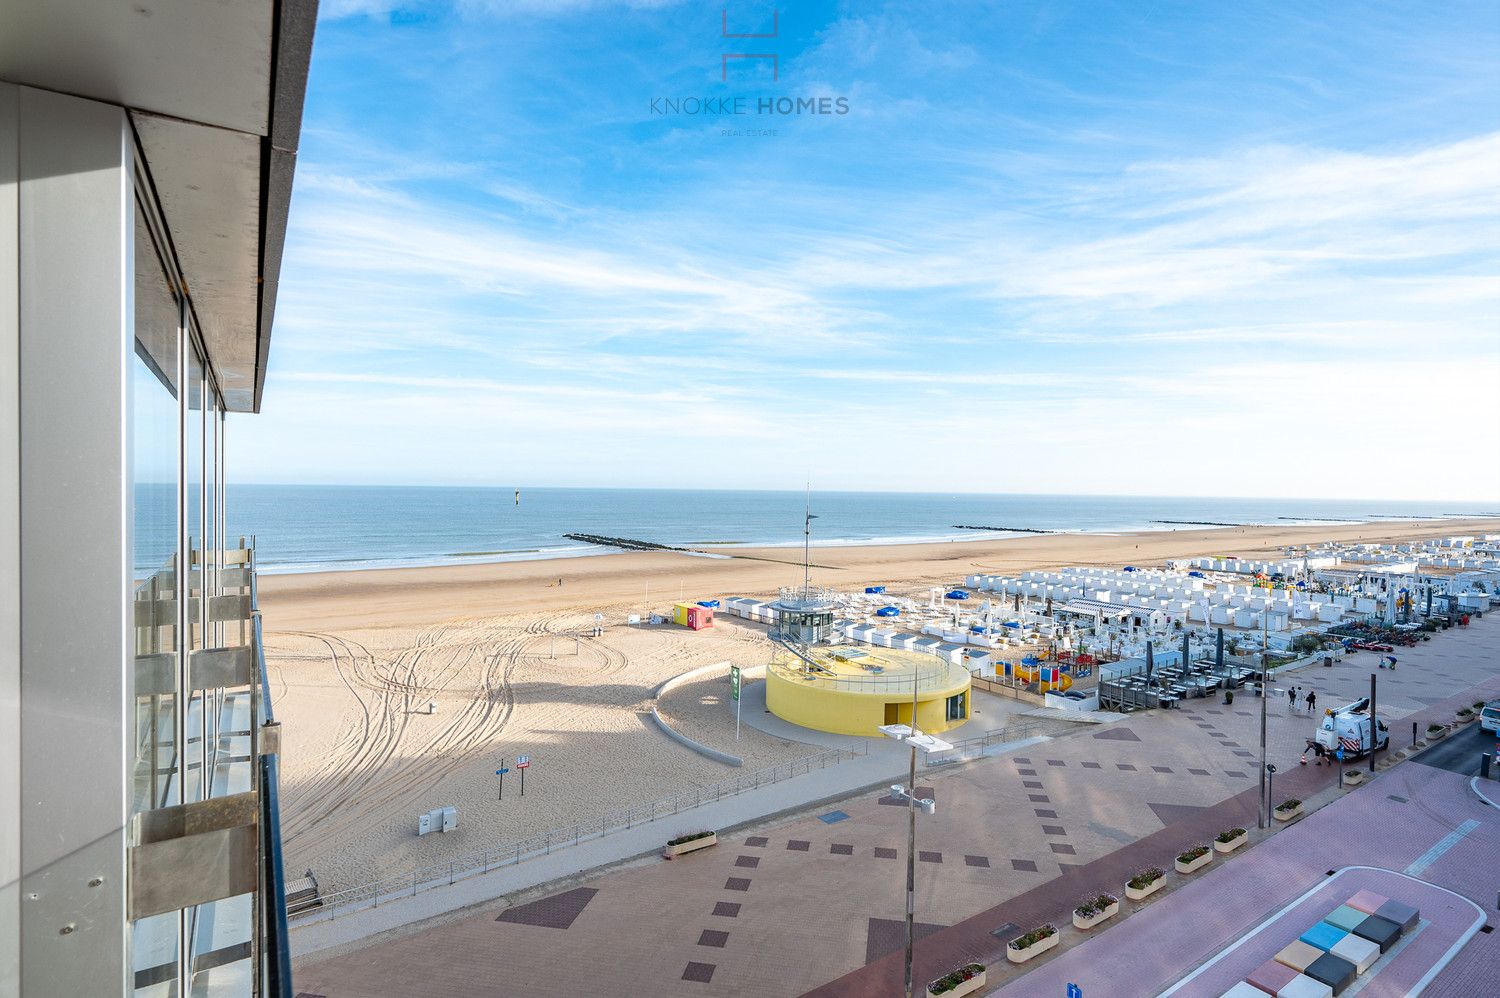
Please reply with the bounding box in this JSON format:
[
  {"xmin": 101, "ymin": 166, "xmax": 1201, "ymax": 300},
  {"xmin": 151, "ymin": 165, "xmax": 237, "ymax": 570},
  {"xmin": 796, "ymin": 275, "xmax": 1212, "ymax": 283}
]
[{"xmin": 233, "ymin": 0, "xmax": 1500, "ymax": 501}]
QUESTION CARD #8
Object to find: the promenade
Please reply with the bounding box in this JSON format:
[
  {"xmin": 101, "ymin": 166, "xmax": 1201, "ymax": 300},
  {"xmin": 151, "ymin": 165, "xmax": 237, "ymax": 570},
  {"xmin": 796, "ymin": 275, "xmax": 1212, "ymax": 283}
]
[{"xmin": 292, "ymin": 617, "xmax": 1499, "ymax": 996}]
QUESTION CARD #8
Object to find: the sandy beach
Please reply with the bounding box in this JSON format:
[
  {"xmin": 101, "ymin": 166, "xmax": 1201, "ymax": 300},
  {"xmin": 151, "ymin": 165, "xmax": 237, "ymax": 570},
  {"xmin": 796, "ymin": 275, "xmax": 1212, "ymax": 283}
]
[{"xmin": 259, "ymin": 517, "xmax": 1499, "ymax": 899}]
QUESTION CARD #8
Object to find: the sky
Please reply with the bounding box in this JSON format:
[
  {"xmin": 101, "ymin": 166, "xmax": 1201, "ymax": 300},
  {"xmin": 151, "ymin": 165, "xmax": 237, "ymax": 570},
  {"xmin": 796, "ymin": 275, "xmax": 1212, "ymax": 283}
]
[{"xmin": 232, "ymin": 0, "xmax": 1500, "ymax": 501}]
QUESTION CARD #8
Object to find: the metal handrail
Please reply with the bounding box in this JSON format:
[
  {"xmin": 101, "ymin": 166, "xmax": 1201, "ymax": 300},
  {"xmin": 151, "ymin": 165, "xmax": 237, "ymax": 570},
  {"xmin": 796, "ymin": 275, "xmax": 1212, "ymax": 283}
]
[
  {"xmin": 766, "ymin": 656, "xmax": 969, "ymax": 693},
  {"xmin": 922, "ymin": 718, "xmax": 1052, "ymax": 765},
  {"xmin": 294, "ymin": 741, "xmax": 870, "ymax": 923},
  {"xmin": 247, "ymin": 543, "xmax": 293, "ymax": 998}
]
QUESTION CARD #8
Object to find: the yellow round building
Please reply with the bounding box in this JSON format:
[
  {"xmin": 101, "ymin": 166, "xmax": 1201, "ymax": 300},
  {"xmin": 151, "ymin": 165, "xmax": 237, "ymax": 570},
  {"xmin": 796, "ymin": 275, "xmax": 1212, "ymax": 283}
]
[{"xmin": 765, "ymin": 645, "xmax": 972, "ymax": 737}]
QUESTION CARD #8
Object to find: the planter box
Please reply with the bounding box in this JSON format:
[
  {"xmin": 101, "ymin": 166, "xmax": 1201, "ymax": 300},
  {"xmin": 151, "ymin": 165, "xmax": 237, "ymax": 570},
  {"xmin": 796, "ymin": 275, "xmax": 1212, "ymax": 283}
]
[
  {"xmin": 1273, "ymin": 803, "xmax": 1303, "ymax": 822},
  {"xmin": 1006, "ymin": 930, "xmax": 1059, "ymax": 964},
  {"xmin": 1213, "ymin": 832, "xmax": 1248, "ymax": 855},
  {"xmin": 1126, "ymin": 877, "xmax": 1165, "ymax": 901},
  {"xmin": 1456, "ymin": 713, "xmax": 1475, "ymax": 724},
  {"xmin": 1427, "ymin": 727, "xmax": 1448, "ymax": 741},
  {"xmin": 1072, "ymin": 901, "xmax": 1119, "ymax": 930},
  {"xmin": 1175, "ymin": 851, "xmax": 1213, "ymax": 875},
  {"xmin": 927, "ymin": 970, "xmax": 986, "ymax": 998},
  {"xmin": 1343, "ymin": 770, "xmax": 1366, "ymax": 786},
  {"xmin": 663, "ymin": 832, "xmax": 717, "ymax": 858}
]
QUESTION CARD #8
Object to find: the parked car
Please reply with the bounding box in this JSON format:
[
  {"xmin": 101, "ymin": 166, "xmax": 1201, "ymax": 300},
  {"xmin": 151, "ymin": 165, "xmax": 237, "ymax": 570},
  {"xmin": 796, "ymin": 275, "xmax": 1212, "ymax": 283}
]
[{"xmin": 1481, "ymin": 700, "xmax": 1500, "ymax": 735}]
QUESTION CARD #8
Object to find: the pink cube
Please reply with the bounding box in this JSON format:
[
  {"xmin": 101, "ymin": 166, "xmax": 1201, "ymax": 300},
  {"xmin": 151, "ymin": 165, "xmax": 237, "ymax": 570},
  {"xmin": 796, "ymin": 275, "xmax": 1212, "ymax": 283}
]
[
  {"xmin": 1246, "ymin": 958, "xmax": 1299, "ymax": 995},
  {"xmin": 1346, "ymin": 889, "xmax": 1387, "ymax": 914}
]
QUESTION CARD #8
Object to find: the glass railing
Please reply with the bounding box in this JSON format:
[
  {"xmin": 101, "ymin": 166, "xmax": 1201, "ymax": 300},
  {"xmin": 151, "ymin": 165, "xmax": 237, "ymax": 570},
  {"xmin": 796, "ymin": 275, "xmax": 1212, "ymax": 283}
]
[
  {"xmin": 251, "ymin": 548, "xmax": 294, "ymax": 997},
  {"xmin": 127, "ymin": 540, "xmax": 291, "ymax": 997}
]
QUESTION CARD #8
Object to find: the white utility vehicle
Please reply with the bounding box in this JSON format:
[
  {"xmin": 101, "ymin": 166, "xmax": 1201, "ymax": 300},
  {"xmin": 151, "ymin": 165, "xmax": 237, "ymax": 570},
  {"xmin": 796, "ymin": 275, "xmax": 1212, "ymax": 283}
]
[{"xmin": 1307, "ymin": 697, "xmax": 1390, "ymax": 762}]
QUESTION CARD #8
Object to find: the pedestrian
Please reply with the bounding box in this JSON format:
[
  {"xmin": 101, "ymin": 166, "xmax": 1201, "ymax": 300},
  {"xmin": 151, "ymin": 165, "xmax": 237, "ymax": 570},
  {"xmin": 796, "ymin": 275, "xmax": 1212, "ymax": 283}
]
[
  {"xmin": 1306, "ymin": 689, "xmax": 1317, "ymax": 713},
  {"xmin": 1287, "ymin": 686, "xmax": 1297, "ymax": 711},
  {"xmin": 1387, "ymin": 655, "xmax": 1397, "ymax": 670},
  {"xmin": 558, "ymin": 577, "xmax": 563, "ymax": 587}
]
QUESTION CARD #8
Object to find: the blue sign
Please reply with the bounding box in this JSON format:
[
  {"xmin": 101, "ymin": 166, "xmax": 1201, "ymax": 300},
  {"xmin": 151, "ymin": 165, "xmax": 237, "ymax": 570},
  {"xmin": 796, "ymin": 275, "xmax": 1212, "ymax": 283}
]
[
  {"xmin": 1068, "ymin": 984, "xmax": 1083, "ymax": 998},
  {"xmin": 496, "ymin": 768, "xmax": 510, "ymax": 775}
]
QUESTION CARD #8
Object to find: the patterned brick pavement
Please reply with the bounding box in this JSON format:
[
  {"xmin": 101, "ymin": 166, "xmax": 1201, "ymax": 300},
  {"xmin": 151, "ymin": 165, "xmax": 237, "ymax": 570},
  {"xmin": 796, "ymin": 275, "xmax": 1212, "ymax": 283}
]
[{"xmin": 291, "ymin": 619, "xmax": 1500, "ymax": 997}]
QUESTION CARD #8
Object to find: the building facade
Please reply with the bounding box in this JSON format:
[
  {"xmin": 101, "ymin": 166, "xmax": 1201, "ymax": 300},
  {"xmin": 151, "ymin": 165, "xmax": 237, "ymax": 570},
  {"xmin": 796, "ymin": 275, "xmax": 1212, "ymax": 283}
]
[{"xmin": 1, "ymin": 3, "xmax": 316, "ymax": 995}]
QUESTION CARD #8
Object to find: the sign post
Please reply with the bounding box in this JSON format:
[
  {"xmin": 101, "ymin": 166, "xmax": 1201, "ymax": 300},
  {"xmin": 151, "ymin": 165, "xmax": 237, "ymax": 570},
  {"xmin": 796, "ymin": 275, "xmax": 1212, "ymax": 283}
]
[
  {"xmin": 729, "ymin": 665, "xmax": 742, "ymax": 741},
  {"xmin": 517, "ymin": 754, "xmax": 531, "ymax": 797},
  {"xmin": 1068, "ymin": 983, "xmax": 1083, "ymax": 998},
  {"xmin": 495, "ymin": 762, "xmax": 509, "ymax": 800}
]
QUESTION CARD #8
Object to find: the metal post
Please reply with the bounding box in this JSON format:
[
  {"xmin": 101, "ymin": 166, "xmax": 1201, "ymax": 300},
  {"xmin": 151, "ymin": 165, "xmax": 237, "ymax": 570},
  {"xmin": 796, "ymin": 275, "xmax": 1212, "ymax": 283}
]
[
  {"xmin": 903, "ymin": 646, "xmax": 920, "ymax": 998},
  {"xmin": 174, "ymin": 297, "xmax": 192, "ymax": 998},
  {"xmin": 1369, "ymin": 673, "xmax": 1378, "ymax": 773},
  {"xmin": 1258, "ymin": 613, "xmax": 1269, "ymax": 830}
]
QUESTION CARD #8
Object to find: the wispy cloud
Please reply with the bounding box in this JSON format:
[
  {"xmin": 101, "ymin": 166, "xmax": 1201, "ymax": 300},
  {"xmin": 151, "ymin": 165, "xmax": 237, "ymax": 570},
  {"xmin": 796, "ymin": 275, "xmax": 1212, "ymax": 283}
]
[{"xmin": 245, "ymin": 0, "xmax": 1500, "ymax": 501}]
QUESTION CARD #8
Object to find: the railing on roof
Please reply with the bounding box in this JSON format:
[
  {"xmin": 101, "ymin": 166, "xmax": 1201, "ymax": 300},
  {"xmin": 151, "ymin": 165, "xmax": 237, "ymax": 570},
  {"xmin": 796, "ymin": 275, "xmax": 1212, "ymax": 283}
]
[{"xmin": 766, "ymin": 655, "xmax": 970, "ymax": 694}]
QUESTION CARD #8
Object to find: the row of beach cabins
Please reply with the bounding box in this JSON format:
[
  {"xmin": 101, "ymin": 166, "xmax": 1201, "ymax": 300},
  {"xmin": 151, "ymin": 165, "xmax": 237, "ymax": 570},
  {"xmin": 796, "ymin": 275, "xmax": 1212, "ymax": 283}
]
[{"xmin": 718, "ymin": 595, "xmax": 1043, "ymax": 678}]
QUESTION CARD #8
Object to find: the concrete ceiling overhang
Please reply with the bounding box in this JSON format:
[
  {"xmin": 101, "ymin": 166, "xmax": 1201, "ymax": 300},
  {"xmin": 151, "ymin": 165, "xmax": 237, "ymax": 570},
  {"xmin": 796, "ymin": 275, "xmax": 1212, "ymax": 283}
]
[{"xmin": 0, "ymin": 0, "xmax": 318, "ymax": 412}]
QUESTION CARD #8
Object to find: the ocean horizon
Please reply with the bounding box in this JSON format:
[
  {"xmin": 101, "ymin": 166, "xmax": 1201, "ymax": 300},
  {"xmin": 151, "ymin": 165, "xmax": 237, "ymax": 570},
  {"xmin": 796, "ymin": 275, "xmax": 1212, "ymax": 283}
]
[{"xmin": 213, "ymin": 485, "xmax": 1495, "ymax": 575}]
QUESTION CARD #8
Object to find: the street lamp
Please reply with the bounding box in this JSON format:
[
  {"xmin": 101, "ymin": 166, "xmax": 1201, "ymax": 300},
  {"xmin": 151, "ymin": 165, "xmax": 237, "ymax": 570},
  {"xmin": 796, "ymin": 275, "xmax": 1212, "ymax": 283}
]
[
  {"xmin": 878, "ymin": 714, "xmax": 951, "ymax": 998},
  {"xmin": 1258, "ymin": 610, "xmax": 1270, "ymax": 829}
]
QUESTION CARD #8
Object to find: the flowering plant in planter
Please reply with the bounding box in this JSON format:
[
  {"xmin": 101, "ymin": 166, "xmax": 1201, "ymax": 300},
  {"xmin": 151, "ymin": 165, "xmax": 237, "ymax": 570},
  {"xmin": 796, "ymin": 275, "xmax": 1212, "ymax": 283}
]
[
  {"xmin": 1073, "ymin": 894, "xmax": 1119, "ymax": 919},
  {"xmin": 1010, "ymin": 925, "xmax": 1057, "ymax": 951},
  {"xmin": 1215, "ymin": 828, "xmax": 1246, "ymax": 844},
  {"xmin": 666, "ymin": 831, "xmax": 714, "ymax": 847},
  {"xmin": 1176, "ymin": 845, "xmax": 1209, "ymax": 864},
  {"xmin": 927, "ymin": 963, "xmax": 985, "ymax": 995},
  {"xmin": 1275, "ymin": 799, "xmax": 1301, "ymax": 812},
  {"xmin": 1127, "ymin": 867, "xmax": 1164, "ymax": 891}
]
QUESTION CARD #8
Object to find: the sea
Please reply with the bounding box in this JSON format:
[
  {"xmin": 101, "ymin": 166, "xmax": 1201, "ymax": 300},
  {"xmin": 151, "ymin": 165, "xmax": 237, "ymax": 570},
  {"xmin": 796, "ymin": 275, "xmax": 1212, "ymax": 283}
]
[{"xmin": 218, "ymin": 486, "xmax": 1493, "ymax": 575}]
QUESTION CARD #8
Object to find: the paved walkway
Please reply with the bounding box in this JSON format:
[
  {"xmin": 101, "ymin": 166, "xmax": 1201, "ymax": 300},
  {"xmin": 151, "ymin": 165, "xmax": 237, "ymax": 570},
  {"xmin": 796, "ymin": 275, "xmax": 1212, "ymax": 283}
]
[
  {"xmin": 289, "ymin": 742, "xmax": 914, "ymax": 960},
  {"xmin": 290, "ymin": 618, "xmax": 1500, "ymax": 996},
  {"xmin": 996, "ymin": 764, "xmax": 1497, "ymax": 997}
]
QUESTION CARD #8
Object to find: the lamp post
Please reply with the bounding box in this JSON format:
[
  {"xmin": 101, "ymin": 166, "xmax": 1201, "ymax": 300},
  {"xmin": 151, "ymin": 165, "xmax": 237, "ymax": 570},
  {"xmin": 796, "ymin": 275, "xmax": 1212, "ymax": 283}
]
[
  {"xmin": 878, "ymin": 664, "xmax": 948, "ymax": 998},
  {"xmin": 1258, "ymin": 610, "xmax": 1270, "ymax": 829}
]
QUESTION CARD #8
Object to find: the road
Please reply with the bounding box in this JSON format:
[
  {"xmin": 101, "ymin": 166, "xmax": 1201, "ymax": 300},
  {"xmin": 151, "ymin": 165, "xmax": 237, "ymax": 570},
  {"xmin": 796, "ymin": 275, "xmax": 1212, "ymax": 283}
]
[{"xmin": 1411, "ymin": 721, "xmax": 1498, "ymax": 776}]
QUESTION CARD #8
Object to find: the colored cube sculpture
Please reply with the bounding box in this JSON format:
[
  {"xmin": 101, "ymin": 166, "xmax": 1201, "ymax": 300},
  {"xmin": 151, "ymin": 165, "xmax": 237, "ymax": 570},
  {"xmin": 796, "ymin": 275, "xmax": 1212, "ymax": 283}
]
[
  {"xmin": 1352, "ymin": 915, "xmax": 1402, "ymax": 953},
  {"xmin": 1276, "ymin": 975, "xmax": 1333, "ymax": 998},
  {"xmin": 1274, "ymin": 940, "xmax": 1323, "ymax": 973},
  {"xmin": 1323, "ymin": 905, "xmax": 1365, "ymax": 932},
  {"xmin": 1330, "ymin": 934, "xmax": 1380, "ymax": 974},
  {"xmin": 1246, "ymin": 958, "xmax": 1299, "ymax": 995},
  {"xmin": 1298, "ymin": 921, "xmax": 1347, "ymax": 953},
  {"xmin": 1303, "ymin": 953, "xmax": 1356, "ymax": 995},
  {"xmin": 1221, "ymin": 983, "xmax": 1268, "ymax": 998},
  {"xmin": 1344, "ymin": 890, "xmax": 1387, "ymax": 915},
  {"xmin": 1373, "ymin": 899, "xmax": 1419, "ymax": 934}
]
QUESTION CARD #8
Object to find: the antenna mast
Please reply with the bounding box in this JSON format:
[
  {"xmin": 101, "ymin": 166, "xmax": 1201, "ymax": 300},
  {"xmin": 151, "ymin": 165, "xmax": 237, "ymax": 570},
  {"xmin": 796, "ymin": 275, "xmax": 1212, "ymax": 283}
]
[{"xmin": 803, "ymin": 483, "xmax": 813, "ymax": 599}]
